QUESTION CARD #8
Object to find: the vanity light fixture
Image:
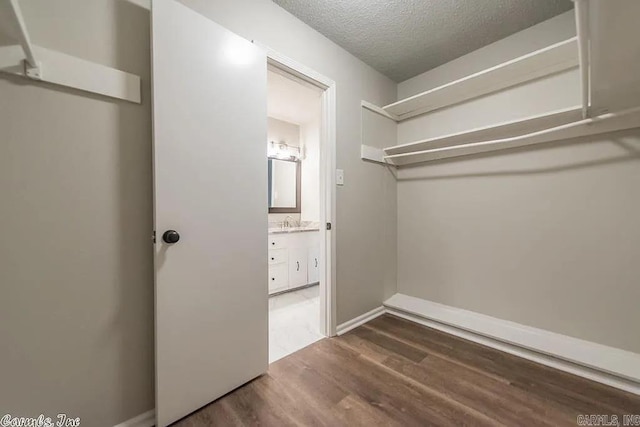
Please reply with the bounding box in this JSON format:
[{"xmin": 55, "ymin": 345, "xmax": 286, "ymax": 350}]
[{"xmin": 268, "ymin": 140, "xmax": 301, "ymax": 160}]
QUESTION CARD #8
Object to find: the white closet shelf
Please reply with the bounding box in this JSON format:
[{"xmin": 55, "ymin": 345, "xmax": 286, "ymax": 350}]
[
  {"xmin": 0, "ymin": 0, "xmax": 141, "ymax": 103},
  {"xmin": 385, "ymin": 106, "xmax": 640, "ymax": 166},
  {"xmin": 385, "ymin": 106, "xmax": 583, "ymax": 156},
  {"xmin": 382, "ymin": 37, "xmax": 578, "ymax": 121}
]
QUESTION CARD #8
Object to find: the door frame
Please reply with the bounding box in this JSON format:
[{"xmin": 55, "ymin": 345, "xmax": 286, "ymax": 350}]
[{"xmin": 261, "ymin": 46, "xmax": 337, "ymax": 337}]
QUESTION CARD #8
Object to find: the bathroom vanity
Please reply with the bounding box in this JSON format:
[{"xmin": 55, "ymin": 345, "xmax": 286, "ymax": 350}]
[{"xmin": 268, "ymin": 228, "xmax": 320, "ymax": 295}]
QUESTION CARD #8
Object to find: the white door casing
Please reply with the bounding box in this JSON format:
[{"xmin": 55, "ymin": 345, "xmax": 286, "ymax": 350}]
[{"xmin": 151, "ymin": 1, "xmax": 268, "ymax": 425}]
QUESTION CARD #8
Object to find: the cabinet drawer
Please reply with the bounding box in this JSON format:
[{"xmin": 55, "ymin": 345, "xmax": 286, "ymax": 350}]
[
  {"xmin": 268, "ymin": 263, "xmax": 288, "ymax": 293},
  {"xmin": 268, "ymin": 248, "xmax": 287, "ymax": 265},
  {"xmin": 268, "ymin": 235, "xmax": 287, "ymax": 250}
]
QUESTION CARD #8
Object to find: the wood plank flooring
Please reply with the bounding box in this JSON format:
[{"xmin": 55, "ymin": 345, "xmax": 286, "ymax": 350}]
[{"xmin": 175, "ymin": 314, "xmax": 640, "ymax": 426}]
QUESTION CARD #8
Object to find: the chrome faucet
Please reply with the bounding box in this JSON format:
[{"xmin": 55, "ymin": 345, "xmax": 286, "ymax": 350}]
[{"xmin": 284, "ymin": 215, "xmax": 295, "ymax": 229}]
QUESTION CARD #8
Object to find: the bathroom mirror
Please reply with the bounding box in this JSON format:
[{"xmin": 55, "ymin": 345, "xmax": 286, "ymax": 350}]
[{"xmin": 268, "ymin": 158, "xmax": 301, "ymax": 213}]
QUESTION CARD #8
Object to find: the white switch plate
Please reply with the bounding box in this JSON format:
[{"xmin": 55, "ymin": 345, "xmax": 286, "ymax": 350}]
[{"xmin": 336, "ymin": 169, "xmax": 344, "ymax": 186}]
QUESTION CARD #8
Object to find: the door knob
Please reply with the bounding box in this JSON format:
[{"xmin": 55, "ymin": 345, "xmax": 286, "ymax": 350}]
[{"xmin": 162, "ymin": 230, "xmax": 180, "ymax": 244}]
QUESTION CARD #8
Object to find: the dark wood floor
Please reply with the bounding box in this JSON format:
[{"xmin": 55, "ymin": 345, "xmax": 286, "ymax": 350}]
[{"xmin": 175, "ymin": 314, "xmax": 640, "ymax": 426}]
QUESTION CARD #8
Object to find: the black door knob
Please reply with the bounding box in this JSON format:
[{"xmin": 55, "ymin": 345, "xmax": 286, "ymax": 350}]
[{"xmin": 162, "ymin": 230, "xmax": 180, "ymax": 244}]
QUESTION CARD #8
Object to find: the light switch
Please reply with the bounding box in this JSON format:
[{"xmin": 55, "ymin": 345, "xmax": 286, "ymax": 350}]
[{"xmin": 336, "ymin": 169, "xmax": 344, "ymax": 186}]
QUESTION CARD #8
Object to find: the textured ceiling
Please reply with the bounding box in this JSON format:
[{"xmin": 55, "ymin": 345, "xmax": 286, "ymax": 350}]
[{"xmin": 272, "ymin": 0, "xmax": 574, "ymax": 82}]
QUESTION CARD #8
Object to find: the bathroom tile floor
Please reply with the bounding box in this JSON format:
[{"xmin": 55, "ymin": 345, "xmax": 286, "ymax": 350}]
[{"xmin": 269, "ymin": 284, "xmax": 323, "ymax": 363}]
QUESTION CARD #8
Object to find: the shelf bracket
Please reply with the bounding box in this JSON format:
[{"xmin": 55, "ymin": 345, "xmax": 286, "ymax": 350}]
[
  {"xmin": 4, "ymin": 0, "xmax": 41, "ymax": 79},
  {"xmin": 575, "ymin": 0, "xmax": 590, "ymax": 119},
  {"xmin": 361, "ymin": 100, "xmax": 399, "ymax": 122},
  {"xmin": 361, "ymin": 144, "xmax": 393, "ymax": 166},
  {"xmin": 0, "ymin": 0, "xmax": 141, "ymax": 103}
]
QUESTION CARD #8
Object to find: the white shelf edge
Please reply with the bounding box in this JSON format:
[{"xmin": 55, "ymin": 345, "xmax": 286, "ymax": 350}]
[
  {"xmin": 383, "ymin": 37, "xmax": 579, "ymax": 121},
  {"xmin": 0, "ymin": 44, "xmax": 142, "ymax": 104},
  {"xmin": 361, "ymin": 144, "xmax": 390, "ymax": 165},
  {"xmin": 385, "ymin": 105, "xmax": 640, "ymax": 166},
  {"xmin": 575, "ymin": 0, "xmax": 590, "ymax": 119},
  {"xmin": 385, "ymin": 106, "xmax": 582, "ymax": 156},
  {"xmin": 361, "ymin": 100, "xmax": 398, "ymax": 121}
]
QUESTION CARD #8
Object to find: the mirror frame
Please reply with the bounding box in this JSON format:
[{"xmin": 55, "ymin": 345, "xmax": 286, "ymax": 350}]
[{"xmin": 268, "ymin": 157, "xmax": 301, "ymax": 214}]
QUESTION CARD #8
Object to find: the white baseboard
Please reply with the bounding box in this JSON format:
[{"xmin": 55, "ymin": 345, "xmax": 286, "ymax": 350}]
[
  {"xmin": 115, "ymin": 296, "xmax": 640, "ymax": 427},
  {"xmin": 336, "ymin": 306, "xmax": 386, "ymax": 335},
  {"xmin": 384, "ymin": 293, "xmax": 640, "ymax": 395},
  {"xmin": 113, "ymin": 409, "xmax": 155, "ymax": 427}
]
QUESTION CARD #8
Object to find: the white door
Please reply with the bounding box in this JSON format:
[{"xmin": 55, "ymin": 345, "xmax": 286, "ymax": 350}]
[
  {"xmin": 151, "ymin": 1, "xmax": 268, "ymax": 425},
  {"xmin": 288, "ymin": 247, "xmax": 308, "ymax": 288}
]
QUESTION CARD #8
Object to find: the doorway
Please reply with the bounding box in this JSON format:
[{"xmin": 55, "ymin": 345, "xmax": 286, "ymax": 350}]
[
  {"xmin": 151, "ymin": 2, "xmax": 337, "ymax": 424},
  {"xmin": 265, "ymin": 50, "xmax": 337, "ymax": 361}
]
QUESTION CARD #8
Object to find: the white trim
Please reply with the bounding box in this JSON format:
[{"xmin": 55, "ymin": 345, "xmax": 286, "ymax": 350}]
[
  {"xmin": 385, "ymin": 105, "xmax": 640, "ymax": 166},
  {"xmin": 360, "ymin": 145, "xmax": 389, "ymax": 165},
  {"xmin": 323, "ymin": 82, "xmax": 337, "ymax": 336},
  {"xmin": 384, "ymin": 105, "xmax": 582, "ymax": 155},
  {"xmin": 336, "ymin": 306, "xmax": 386, "ymax": 335},
  {"xmin": 386, "ymin": 308, "xmax": 640, "ymax": 396},
  {"xmin": 113, "ymin": 409, "xmax": 155, "ymax": 427},
  {"xmin": 384, "ymin": 293, "xmax": 640, "ymax": 394},
  {"xmin": 383, "ymin": 37, "xmax": 579, "ymax": 121},
  {"xmin": 0, "ymin": 44, "xmax": 141, "ymax": 103},
  {"xmin": 261, "ymin": 45, "xmax": 337, "ymax": 337},
  {"xmin": 575, "ymin": 0, "xmax": 590, "ymax": 119},
  {"xmin": 260, "ymin": 43, "xmax": 333, "ymax": 89},
  {"xmin": 361, "ymin": 100, "xmax": 399, "ymax": 122}
]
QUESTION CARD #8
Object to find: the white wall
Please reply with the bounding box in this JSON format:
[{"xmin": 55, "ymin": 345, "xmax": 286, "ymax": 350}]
[
  {"xmin": 361, "ymin": 108, "xmax": 399, "ymax": 302},
  {"xmin": 268, "ymin": 116, "xmax": 300, "ymax": 147},
  {"xmin": 179, "ymin": 0, "xmax": 398, "ymax": 325},
  {"xmin": 0, "ymin": 1, "xmax": 153, "ymax": 425},
  {"xmin": 398, "ymin": 11, "xmax": 577, "ymax": 99},
  {"xmin": 267, "ymin": 117, "xmax": 322, "ymax": 225},
  {"xmin": 0, "ymin": 0, "xmax": 396, "ymax": 424},
  {"xmin": 395, "ymin": 11, "xmax": 640, "ymax": 354},
  {"xmin": 300, "ymin": 118, "xmax": 320, "ymax": 222}
]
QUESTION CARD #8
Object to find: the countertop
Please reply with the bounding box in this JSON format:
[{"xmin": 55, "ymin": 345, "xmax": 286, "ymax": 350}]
[{"xmin": 268, "ymin": 226, "xmax": 320, "ymax": 235}]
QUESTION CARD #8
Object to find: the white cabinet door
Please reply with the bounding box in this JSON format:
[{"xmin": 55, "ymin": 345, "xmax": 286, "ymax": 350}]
[
  {"xmin": 268, "ymin": 263, "xmax": 288, "ymax": 294},
  {"xmin": 288, "ymin": 247, "xmax": 308, "ymax": 288},
  {"xmin": 308, "ymin": 246, "xmax": 320, "ymax": 284},
  {"xmin": 152, "ymin": 1, "xmax": 267, "ymax": 425}
]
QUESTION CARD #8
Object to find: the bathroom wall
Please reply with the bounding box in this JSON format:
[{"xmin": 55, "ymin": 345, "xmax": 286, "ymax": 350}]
[
  {"xmin": 268, "ymin": 117, "xmax": 301, "ymax": 224},
  {"xmin": 395, "ymin": 11, "xmax": 640, "ymax": 354},
  {"xmin": 266, "ymin": 116, "xmax": 320, "ymax": 226},
  {"xmin": 268, "ymin": 117, "xmax": 300, "ymax": 148},
  {"xmin": 300, "ymin": 118, "xmax": 321, "ymax": 223}
]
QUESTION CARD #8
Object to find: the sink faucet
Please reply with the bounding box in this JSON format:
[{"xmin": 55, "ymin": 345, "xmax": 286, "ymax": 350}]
[{"xmin": 284, "ymin": 215, "xmax": 295, "ymax": 228}]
